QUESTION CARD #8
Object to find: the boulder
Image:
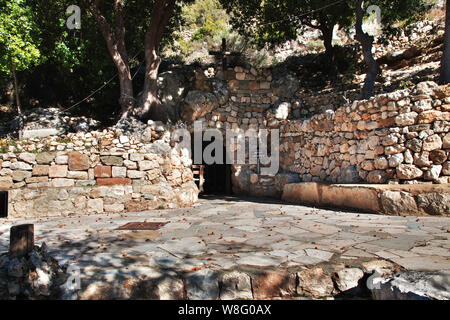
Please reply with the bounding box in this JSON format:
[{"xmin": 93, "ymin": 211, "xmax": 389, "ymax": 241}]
[
  {"xmin": 366, "ymin": 170, "xmax": 388, "ymax": 183},
  {"xmin": 416, "ymin": 193, "xmax": 450, "ymax": 216},
  {"xmin": 252, "ymin": 271, "xmax": 296, "ymax": 299},
  {"xmin": 297, "ymin": 267, "xmax": 334, "ymax": 298},
  {"xmin": 335, "ymin": 268, "xmax": 364, "ymax": 292},
  {"xmin": 380, "ymin": 191, "xmax": 418, "ymax": 215},
  {"xmin": 18, "ymin": 153, "xmax": 36, "ymax": 164},
  {"xmin": 371, "ymin": 271, "xmax": 450, "ymax": 300},
  {"xmin": 429, "ymin": 150, "xmax": 447, "ymax": 164},
  {"xmin": 185, "ymin": 269, "xmax": 219, "ymax": 300},
  {"xmin": 414, "ymin": 81, "xmax": 439, "ymax": 97},
  {"xmin": 443, "ymin": 133, "xmax": 450, "ymax": 148},
  {"xmin": 274, "ymin": 102, "xmax": 291, "ymax": 120},
  {"xmin": 424, "ymin": 165, "xmax": 442, "ymax": 181},
  {"xmin": 219, "ymin": 271, "xmax": 253, "ymax": 300},
  {"xmin": 182, "ymin": 78, "xmax": 229, "ymax": 122}
]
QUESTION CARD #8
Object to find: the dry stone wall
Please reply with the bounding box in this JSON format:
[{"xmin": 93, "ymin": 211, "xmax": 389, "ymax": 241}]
[
  {"xmin": 0, "ymin": 129, "xmax": 198, "ymax": 218},
  {"xmin": 279, "ymin": 81, "xmax": 450, "ymax": 185},
  {"xmin": 190, "ymin": 67, "xmax": 450, "ymax": 197},
  {"xmin": 179, "ymin": 67, "xmax": 450, "ymax": 198}
]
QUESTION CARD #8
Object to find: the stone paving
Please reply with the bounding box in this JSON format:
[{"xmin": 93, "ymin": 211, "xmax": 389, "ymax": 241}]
[{"xmin": 0, "ymin": 196, "xmax": 449, "ymax": 299}]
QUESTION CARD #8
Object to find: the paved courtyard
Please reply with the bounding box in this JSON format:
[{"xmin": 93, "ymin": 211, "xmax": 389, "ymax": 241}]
[{"xmin": 0, "ymin": 196, "xmax": 449, "ymax": 299}]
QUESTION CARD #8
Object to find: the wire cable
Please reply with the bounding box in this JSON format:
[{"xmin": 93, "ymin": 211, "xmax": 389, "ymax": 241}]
[{"xmin": 61, "ymin": 50, "xmax": 142, "ymax": 113}]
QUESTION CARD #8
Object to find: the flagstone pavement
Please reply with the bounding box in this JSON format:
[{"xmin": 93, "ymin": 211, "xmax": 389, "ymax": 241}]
[{"xmin": 0, "ymin": 196, "xmax": 449, "ymax": 298}]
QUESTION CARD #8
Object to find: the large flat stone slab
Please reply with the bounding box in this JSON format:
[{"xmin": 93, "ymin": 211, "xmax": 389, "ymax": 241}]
[
  {"xmin": 22, "ymin": 129, "xmax": 60, "ymax": 139},
  {"xmin": 282, "ymin": 182, "xmax": 450, "ymax": 216}
]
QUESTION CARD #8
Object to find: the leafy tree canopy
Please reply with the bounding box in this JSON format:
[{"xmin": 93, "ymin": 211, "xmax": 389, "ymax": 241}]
[{"xmin": 0, "ymin": 0, "xmax": 42, "ymax": 75}]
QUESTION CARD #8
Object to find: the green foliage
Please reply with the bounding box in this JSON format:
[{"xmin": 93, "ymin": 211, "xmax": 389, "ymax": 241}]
[
  {"xmin": 0, "ymin": 0, "xmax": 42, "ymax": 75},
  {"xmin": 164, "ymin": 0, "xmax": 230, "ymax": 62},
  {"xmin": 221, "ymin": 0, "xmax": 427, "ymax": 53},
  {"xmin": 221, "ymin": 0, "xmax": 353, "ymax": 48}
]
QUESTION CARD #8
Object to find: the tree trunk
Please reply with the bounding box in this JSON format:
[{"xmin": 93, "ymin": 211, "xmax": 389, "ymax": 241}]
[
  {"xmin": 85, "ymin": 0, "xmax": 135, "ymax": 116},
  {"xmin": 320, "ymin": 24, "xmax": 338, "ymax": 78},
  {"xmin": 440, "ymin": 0, "xmax": 450, "ymax": 84},
  {"xmin": 321, "ymin": 25, "xmax": 334, "ymax": 61},
  {"xmin": 12, "ymin": 67, "xmax": 23, "ymax": 139},
  {"xmin": 355, "ymin": 0, "xmax": 380, "ymax": 99},
  {"xmin": 85, "ymin": 0, "xmax": 176, "ymax": 121},
  {"xmin": 135, "ymin": 0, "xmax": 176, "ymax": 120},
  {"xmin": 116, "ymin": 63, "xmax": 135, "ymax": 117},
  {"xmin": 12, "ymin": 68, "xmax": 21, "ymax": 115}
]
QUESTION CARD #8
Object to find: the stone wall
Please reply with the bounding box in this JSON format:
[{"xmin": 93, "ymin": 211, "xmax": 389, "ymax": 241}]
[
  {"xmin": 1, "ymin": 64, "xmax": 449, "ymax": 217},
  {"xmin": 0, "ymin": 129, "xmax": 198, "ymax": 217},
  {"xmin": 278, "ymin": 81, "xmax": 450, "ymax": 185},
  {"xmin": 178, "ymin": 75, "xmax": 450, "ymax": 198},
  {"xmin": 183, "ymin": 65, "xmax": 304, "ymax": 130}
]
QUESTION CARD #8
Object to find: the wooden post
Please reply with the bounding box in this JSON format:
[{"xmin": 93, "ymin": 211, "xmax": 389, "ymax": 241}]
[
  {"xmin": 10, "ymin": 224, "xmax": 34, "ymax": 258},
  {"xmin": 209, "ymin": 38, "xmax": 240, "ymax": 71},
  {"xmin": 0, "ymin": 191, "xmax": 7, "ymax": 218}
]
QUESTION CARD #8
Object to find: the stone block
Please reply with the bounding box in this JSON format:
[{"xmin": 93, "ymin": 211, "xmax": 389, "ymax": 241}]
[
  {"xmin": 55, "ymin": 155, "xmax": 68, "ymax": 165},
  {"xmin": 138, "ymin": 160, "xmax": 156, "ymax": 171},
  {"xmin": 96, "ymin": 178, "xmax": 131, "ymax": 186},
  {"xmin": 32, "ymin": 165, "xmax": 49, "ymax": 176},
  {"xmin": 18, "ymin": 153, "xmax": 35, "ymax": 164},
  {"xmin": 396, "ymin": 164, "xmax": 423, "ymax": 180},
  {"xmin": 443, "ymin": 133, "xmax": 450, "ymax": 148},
  {"xmin": 51, "ymin": 178, "xmax": 74, "ymax": 188},
  {"xmin": 68, "ymin": 151, "xmax": 90, "ymax": 171},
  {"xmin": 10, "ymin": 162, "xmax": 32, "ymax": 171},
  {"xmin": 100, "ymin": 156, "xmax": 124, "ymax": 166},
  {"xmin": 94, "ymin": 165, "xmax": 111, "ymax": 178},
  {"xmin": 252, "ymin": 271, "xmax": 296, "ymax": 299},
  {"xmin": 67, "ymin": 171, "xmax": 89, "ymax": 180},
  {"xmin": 104, "ymin": 203, "xmax": 125, "ymax": 213},
  {"xmin": 36, "ymin": 152, "xmax": 56, "ymax": 164},
  {"xmin": 0, "ymin": 176, "xmax": 13, "ymax": 189},
  {"xmin": 87, "ymin": 198, "xmax": 103, "ymax": 213},
  {"xmin": 48, "ymin": 165, "xmax": 68, "ymax": 178},
  {"xmin": 25, "ymin": 177, "xmax": 48, "ymax": 184},
  {"xmin": 129, "ymin": 153, "xmax": 144, "ymax": 162},
  {"xmin": 422, "ymin": 134, "xmax": 442, "ymax": 151},
  {"xmin": 185, "ymin": 269, "xmax": 219, "ymax": 300},
  {"xmin": 12, "ymin": 170, "xmax": 32, "ymax": 182},
  {"xmin": 127, "ymin": 170, "xmax": 146, "ymax": 179},
  {"xmin": 112, "ymin": 166, "xmax": 127, "ymax": 178},
  {"xmin": 220, "ymin": 272, "xmax": 253, "ymax": 300},
  {"xmin": 297, "ymin": 267, "xmax": 334, "ymax": 298},
  {"xmin": 380, "ymin": 191, "xmax": 418, "ymax": 215}
]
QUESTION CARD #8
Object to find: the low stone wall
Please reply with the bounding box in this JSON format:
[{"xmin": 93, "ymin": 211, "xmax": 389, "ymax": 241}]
[
  {"xmin": 231, "ymin": 81, "xmax": 450, "ymax": 199},
  {"xmin": 279, "ymin": 81, "xmax": 450, "ymax": 185},
  {"xmin": 6, "ymin": 182, "xmax": 198, "ymax": 218},
  {"xmin": 0, "ymin": 131, "xmax": 198, "ymax": 217}
]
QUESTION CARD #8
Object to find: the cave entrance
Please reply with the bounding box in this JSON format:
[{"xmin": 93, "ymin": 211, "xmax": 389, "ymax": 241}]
[{"xmin": 192, "ymin": 138, "xmax": 233, "ymax": 196}]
